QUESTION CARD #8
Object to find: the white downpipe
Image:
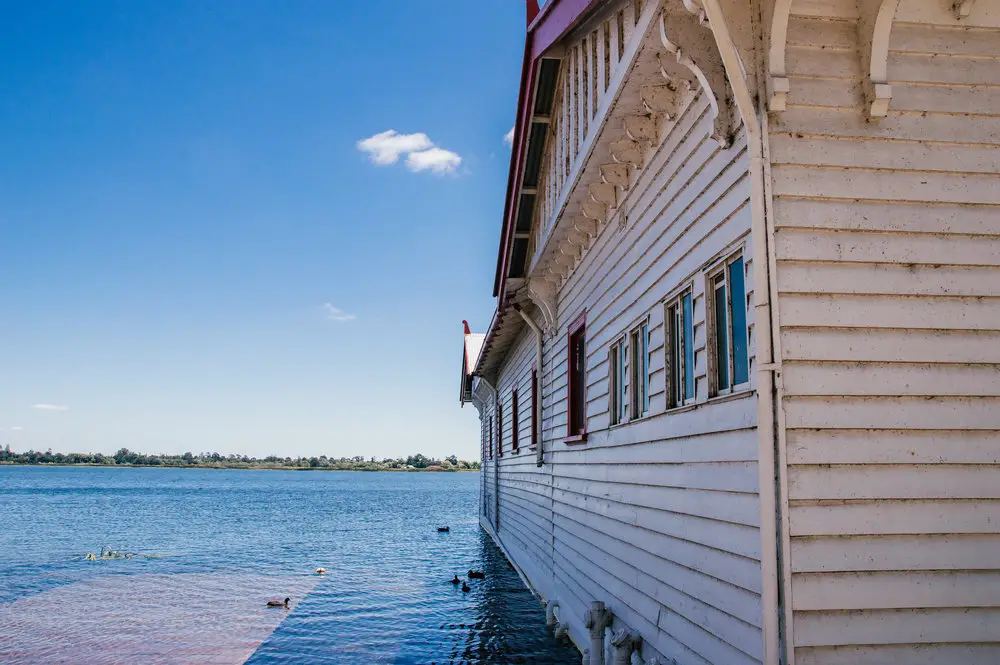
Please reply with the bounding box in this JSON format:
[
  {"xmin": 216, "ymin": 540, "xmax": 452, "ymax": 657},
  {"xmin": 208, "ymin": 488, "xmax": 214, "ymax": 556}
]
[
  {"xmin": 584, "ymin": 601, "xmax": 613, "ymax": 665},
  {"xmin": 515, "ymin": 305, "xmax": 545, "ymax": 468},
  {"xmin": 698, "ymin": 0, "xmax": 785, "ymax": 663}
]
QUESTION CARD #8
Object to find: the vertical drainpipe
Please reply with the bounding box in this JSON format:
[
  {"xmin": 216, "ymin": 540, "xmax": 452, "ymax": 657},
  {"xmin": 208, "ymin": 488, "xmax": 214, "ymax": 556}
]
[
  {"xmin": 584, "ymin": 601, "xmax": 613, "ymax": 665},
  {"xmin": 698, "ymin": 0, "xmax": 789, "ymax": 662},
  {"xmin": 515, "ymin": 304, "xmax": 544, "ymax": 467}
]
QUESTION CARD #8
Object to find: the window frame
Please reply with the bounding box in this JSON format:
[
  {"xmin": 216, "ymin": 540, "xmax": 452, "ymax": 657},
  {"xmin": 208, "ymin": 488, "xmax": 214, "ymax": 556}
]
[
  {"xmin": 565, "ymin": 311, "xmax": 588, "ymax": 442},
  {"xmin": 488, "ymin": 415, "xmax": 494, "ymax": 459},
  {"xmin": 496, "ymin": 393, "xmax": 504, "ymax": 457},
  {"xmin": 665, "ymin": 286, "xmax": 696, "ymax": 410},
  {"xmin": 608, "ymin": 335, "xmax": 628, "ymax": 426},
  {"xmin": 707, "ymin": 250, "xmax": 751, "ymax": 397},
  {"xmin": 630, "ymin": 318, "xmax": 650, "ymax": 420},
  {"xmin": 511, "ymin": 388, "xmax": 519, "ymax": 453}
]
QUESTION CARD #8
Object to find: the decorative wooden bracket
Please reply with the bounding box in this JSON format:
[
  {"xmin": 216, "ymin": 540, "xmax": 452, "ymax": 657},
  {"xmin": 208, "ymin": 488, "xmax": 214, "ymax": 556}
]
[
  {"xmin": 767, "ymin": 0, "xmax": 793, "ymax": 111},
  {"xmin": 858, "ymin": 0, "xmax": 901, "ymax": 119},
  {"xmin": 526, "ymin": 279, "xmax": 558, "ymax": 334},
  {"xmin": 600, "ymin": 163, "xmax": 630, "ymax": 188},
  {"xmin": 566, "ymin": 228, "xmax": 590, "ymax": 251},
  {"xmin": 574, "ymin": 217, "xmax": 599, "ymax": 238},
  {"xmin": 640, "ymin": 84, "xmax": 680, "ymax": 118},
  {"xmin": 580, "ymin": 199, "xmax": 607, "ymax": 220},
  {"xmin": 589, "ymin": 182, "xmax": 617, "ymax": 207},
  {"xmin": 624, "ymin": 115, "xmax": 658, "ymax": 144},
  {"xmin": 659, "ymin": 8, "xmax": 733, "ymax": 147},
  {"xmin": 954, "ymin": 0, "xmax": 975, "ymax": 18},
  {"xmin": 682, "ymin": 0, "xmax": 709, "ymax": 25},
  {"xmin": 556, "ymin": 246, "xmax": 578, "ymax": 266},
  {"xmin": 610, "ymin": 139, "xmax": 642, "ymax": 166}
]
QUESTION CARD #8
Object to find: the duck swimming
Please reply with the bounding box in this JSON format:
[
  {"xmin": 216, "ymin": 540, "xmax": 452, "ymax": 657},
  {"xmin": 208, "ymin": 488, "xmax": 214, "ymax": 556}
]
[
  {"xmin": 315, "ymin": 568, "xmax": 326, "ymax": 574},
  {"xmin": 267, "ymin": 597, "xmax": 290, "ymax": 608},
  {"xmin": 468, "ymin": 570, "xmax": 485, "ymax": 579},
  {"xmin": 461, "ymin": 582, "xmax": 471, "ymax": 592},
  {"xmin": 437, "ymin": 526, "xmax": 450, "ymax": 532},
  {"xmin": 450, "ymin": 575, "xmax": 460, "ymax": 585}
]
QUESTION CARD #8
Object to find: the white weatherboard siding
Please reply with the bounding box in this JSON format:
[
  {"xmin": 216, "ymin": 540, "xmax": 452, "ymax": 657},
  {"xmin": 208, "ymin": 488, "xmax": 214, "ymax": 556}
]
[
  {"xmin": 487, "ymin": 89, "xmax": 762, "ymax": 664},
  {"xmin": 771, "ymin": 2, "xmax": 1000, "ymax": 663},
  {"xmin": 470, "ymin": 1, "xmax": 1000, "ymax": 663}
]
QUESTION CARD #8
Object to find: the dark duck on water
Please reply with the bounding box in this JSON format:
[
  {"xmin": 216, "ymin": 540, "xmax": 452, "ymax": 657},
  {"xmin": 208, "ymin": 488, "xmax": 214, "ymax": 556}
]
[
  {"xmin": 467, "ymin": 570, "xmax": 485, "ymax": 579},
  {"xmin": 267, "ymin": 597, "xmax": 290, "ymax": 608},
  {"xmin": 450, "ymin": 575, "xmax": 461, "ymax": 585}
]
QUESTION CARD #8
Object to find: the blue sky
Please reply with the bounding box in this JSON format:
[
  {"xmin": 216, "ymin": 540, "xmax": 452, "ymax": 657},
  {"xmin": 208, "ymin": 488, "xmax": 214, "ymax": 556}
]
[{"xmin": 0, "ymin": 1, "xmax": 524, "ymax": 459}]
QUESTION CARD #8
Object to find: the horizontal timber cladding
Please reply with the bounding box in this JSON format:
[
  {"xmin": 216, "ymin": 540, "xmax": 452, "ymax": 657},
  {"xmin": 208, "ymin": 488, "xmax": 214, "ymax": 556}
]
[
  {"xmin": 490, "ymin": 87, "xmax": 762, "ymax": 663},
  {"xmin": 771, "ymin": 2, "xmax": 1000, "ymax": 663}
]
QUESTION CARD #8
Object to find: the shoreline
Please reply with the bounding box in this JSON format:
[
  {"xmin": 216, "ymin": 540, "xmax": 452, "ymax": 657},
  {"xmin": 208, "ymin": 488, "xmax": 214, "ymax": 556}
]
[{"xmin": 0, "ymin": 463, "xmax": 478, "ymax": 472}]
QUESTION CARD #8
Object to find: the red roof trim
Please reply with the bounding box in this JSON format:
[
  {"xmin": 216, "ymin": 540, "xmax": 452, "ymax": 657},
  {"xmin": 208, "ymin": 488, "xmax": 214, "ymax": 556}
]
[
  {"xmin": 493, "ymin": 0, "xmax": 604, "ymax": 299},
  {"xmin": 530, "ymin": 0, "xmax": 600, "ymax": 58}
]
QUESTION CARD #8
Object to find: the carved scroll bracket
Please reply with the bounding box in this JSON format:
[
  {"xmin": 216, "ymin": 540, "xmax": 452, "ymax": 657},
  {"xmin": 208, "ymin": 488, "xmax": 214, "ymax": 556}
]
[
  {"xmin": 859, "ymin": 0, "xmax": 901, "ymax": 119},
  {"xmin": 658, "ymin": 8, "xmax": 733, "ymax": 147},
  {"xmin": 768, "ymin": 0, "xmax": 793, "ymax": 111},
  {"xmin": 526, "ymin": 278, "xmax": 558, "ymax": 334}
]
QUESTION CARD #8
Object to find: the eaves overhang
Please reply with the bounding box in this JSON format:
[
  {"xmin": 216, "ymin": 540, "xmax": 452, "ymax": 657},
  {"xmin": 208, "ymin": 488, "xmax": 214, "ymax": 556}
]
[{"xmin": 493, "ymin": 0, "xmax": 606, "ymax": 301}]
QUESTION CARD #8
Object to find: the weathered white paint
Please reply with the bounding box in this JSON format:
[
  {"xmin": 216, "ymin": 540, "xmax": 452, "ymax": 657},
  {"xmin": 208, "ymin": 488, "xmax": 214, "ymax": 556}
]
[
  {"xmin": 769, "ymin": 0, "xmax": 1000, "ymax": 662},
  {"xmin": 476, "ymin": 4, "xmax": 762, "ymax": 657},
  {"xmin": 466, "ymin": 1, "xmax": 1000, "ymax": 663}
]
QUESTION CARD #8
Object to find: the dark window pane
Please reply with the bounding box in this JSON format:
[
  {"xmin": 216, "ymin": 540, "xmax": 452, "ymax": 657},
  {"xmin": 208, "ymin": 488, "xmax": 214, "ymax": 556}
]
[
  {"xmin": 619, "ymin": 342, "xmax": 626, "ymax": 422},
  {"xmin": 642, "ymin": 324, "xmax": 649, "ymax": 413},
  {"xmin": 682, "ymin": 293, "xmax": 695, "ymax": 400},
  {"xmin": 715, "ymin": 282, "xmax": 729, "ymax": 390},
  {"xmin": 511, "ymin": 390, "xmax": 519, "ymax": 451},
  {"xmin": 568, "ymin": 328, "xmax": 586, "ymax": 435},
  {"xmin": 730, "ymin": 258, "xmax": 749, "ymax": 385}
]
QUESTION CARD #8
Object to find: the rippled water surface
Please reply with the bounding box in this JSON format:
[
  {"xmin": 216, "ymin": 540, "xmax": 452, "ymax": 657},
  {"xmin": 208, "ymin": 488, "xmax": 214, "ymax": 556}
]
[{"xmin": 0, "ymin": 467, "xmax": 579, "ymax": 664}]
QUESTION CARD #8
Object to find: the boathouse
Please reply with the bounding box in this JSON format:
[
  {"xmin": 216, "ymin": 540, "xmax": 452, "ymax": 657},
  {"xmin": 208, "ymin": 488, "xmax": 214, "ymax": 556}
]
[{"xmin": 460, "ymin": 0, "xmax": 1000, "ymax": 663}]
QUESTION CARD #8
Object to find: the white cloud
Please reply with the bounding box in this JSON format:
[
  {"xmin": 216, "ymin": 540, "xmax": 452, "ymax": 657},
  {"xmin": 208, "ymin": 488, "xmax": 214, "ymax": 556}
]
[
  {"xmin": 357, "ymin": 129, "xmax": 462, "ymax": 175},
  {"xmin": 322, "ymin": 303, "xmax": 356, "ymax": 323},
  {"xmin": 32, "ymin": 404, "xmax": 68, "ymax": 411},
  {"xmin": 356, "ymin": 130, "xmax": 433, "ymax": 166},
  {"xmin": 406, "ymin": 148, "xmax": 462, "ymax": 175},
  {"xmin": 504, "ymin": 126, "xmax": 515, "ymax": 147}
]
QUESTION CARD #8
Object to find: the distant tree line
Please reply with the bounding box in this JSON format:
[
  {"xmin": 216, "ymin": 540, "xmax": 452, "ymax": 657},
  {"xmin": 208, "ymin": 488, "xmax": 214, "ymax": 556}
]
[{"xmin": 0, "ymin": 445, "xmax": 480, "ymax": 471}]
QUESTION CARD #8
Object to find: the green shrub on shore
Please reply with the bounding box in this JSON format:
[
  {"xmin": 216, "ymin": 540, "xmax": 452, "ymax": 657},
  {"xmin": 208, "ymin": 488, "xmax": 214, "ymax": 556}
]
[{"xmin": 0, "ymin": 445, "xmax": 480, "ymax": 471}]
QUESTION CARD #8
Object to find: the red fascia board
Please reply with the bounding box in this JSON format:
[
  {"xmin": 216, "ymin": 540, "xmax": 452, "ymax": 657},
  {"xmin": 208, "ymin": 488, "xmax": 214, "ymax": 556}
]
[
  {"xmin": 493, "ymin": 35, "xmax": 535, "ymax": 298},
  {"xmin": 494, "ymin": 0, "xmax": 604, "ymax": 299},
  {"xmin": 530, "ymin": 0, "xmax": 602, "ymax": 58}
]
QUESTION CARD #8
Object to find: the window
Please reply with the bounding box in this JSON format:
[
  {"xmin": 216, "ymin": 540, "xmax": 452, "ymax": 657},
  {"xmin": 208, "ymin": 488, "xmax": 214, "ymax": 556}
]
[
  {"xmin": 567, "ymin": 313, "xmax": 587, "ymax": 439},
  {"xmin": 709, "ymin": 254, "xmax": 749, "ymax": 394},
  {"xmin": 488, "ymin": 416, "xmax": 494, "ymax": 459},
  {"xmin": 666, "ymin": 290, "xmax": 695, "ymax": 408},
  {"xmin": 630, "ymin": 322, "xmax": 649, "ymax": 419},
  {"xmin": 497, "ymin": 396, "xmax": 504, "ymax": 457},
  {"xmin": 608, "ymin": 337, "xmax": 627, "ymax": 425},
  {"xmin": 511, "ymin": 389, "xmax": 519, "ymax": 452},
  {"xmin": 531, "ymin": 369, "xmax": 539, "ymax": 447}
]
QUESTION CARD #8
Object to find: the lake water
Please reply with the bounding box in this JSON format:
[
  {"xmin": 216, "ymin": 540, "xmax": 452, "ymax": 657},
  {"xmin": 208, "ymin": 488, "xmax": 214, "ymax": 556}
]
[{"xmin": 0, "ymin": 467, "xmax": 579, "ymax": 664}]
